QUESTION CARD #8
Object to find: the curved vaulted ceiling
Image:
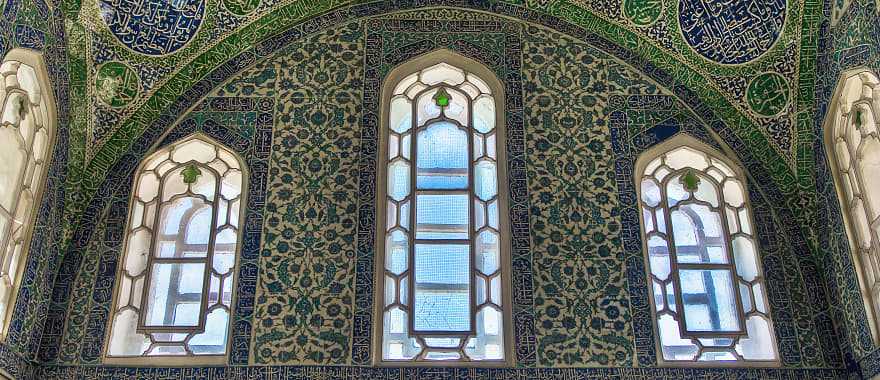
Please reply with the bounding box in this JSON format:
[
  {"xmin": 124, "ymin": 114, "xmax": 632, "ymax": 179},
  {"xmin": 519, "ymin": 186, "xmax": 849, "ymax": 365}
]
[{"xmin": 61, "ymin": 0, "xmax": 825, "ymax": 226}]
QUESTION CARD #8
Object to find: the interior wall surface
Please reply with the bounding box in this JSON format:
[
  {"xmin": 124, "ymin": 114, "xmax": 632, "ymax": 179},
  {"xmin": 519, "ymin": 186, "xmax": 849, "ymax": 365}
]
[
  {"xmin": 31, "ymin": 9, "xmax": 850, "ymax": 379},
  {"xmin": 814, "ymin": 1, "xmax": 880, "ymax": 377},
  {"xmin": 0, "ymin": 1, "xmax": 69, "ymax": 379}
]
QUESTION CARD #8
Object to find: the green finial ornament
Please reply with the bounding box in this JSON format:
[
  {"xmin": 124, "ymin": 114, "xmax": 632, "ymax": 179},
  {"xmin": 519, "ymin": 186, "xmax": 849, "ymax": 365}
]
[
  {"xmin": 681, "ymin": 170, "xmax": 701, "ymax": 192},
  {"xmin": 181, "ymin": 164, "xmax": 203, "ymax": 184},
  {"xmin": 855, "ymin": 109, "xmax": 864, "ymax": 129},
  {"xmin": 433, "ymin": 87, "xmax": 451, "ymax": 108}
]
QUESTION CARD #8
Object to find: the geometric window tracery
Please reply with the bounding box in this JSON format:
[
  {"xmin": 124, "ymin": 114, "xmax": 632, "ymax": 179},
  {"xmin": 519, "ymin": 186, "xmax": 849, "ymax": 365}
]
[
  {"xmin": 105, "ymin": 134, "xmax": 245, "ymax": 361},
  {"xmin": 636, "ymin": 136, "xmax": 779, "ymax": 364},
  {"xmin": 0, "ymin": 49, "xmax": 56, "ymax": 340},
  {"xmin": 826, "ymin": 69, "xmax": 880, "ymax": 343},
  {"xmin": 378, "ymin": 54, "xmax": 510, "ymax": 364}
]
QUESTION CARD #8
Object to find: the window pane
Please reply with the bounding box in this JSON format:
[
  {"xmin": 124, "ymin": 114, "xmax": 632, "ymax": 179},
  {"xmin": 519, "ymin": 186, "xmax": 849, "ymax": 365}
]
[
  {"xmin": 417, "ymin": 122, "xmax": 468, "ymax": 190},
  {"xmin": 0, "ymin": 144, "xmax": 25, "ymax": 213},
  {"xmin": 680, "ymin": 269, "xmax": 741, "ymax": 333},
  {"xmin": 156, "ymin": 197, "xmax": 212, "ymax": 258},
  {"xmin": 671, "ymin": 204, "xmax": 727, "ymax": 264},
  {"xmin": 474, "ymin": 160, "xmax": 497, "ymax": 201},
  {"xmin": 416, "ymin": 194, "xmax": 469, "ymax": 240},
  {"xmin": 143, "ymin": 263, "xmax": 206, "ymax": 327},
  {"xmin": 413, "ymin": 244, "xmax": 470, "ymax": 332}
]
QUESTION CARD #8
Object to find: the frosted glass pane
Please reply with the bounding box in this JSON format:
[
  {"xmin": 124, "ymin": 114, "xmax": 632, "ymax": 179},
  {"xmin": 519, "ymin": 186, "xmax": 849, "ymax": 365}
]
[
  {"xmin": 185, "ymin": 208, "xmax": 213, "ymax": 245},
  {"xmin": 416, "ymin": 194, "xmax": 469, "ymax": 240},
  {"xmin": 125, "ymin": 230, "xmax": 151, "ymax": 276},
  {"xmin": 212, "ymin": 244, "xmax": 236, "ymax": 275},
  {"xmin": 188, "ymin": 308, "xmax": 229, "ymax": 354},
  {"xmin": 486, "ymin": 133, "xmax": 497, "ymax": 159},
  {"xmin": 156, "ymin": 197, "xmax": 211, "ymax": 258},
  {"xmin": 693, "ymin": 178, "xmax": 719, "ymax": 207},
  {"xmin": 666, "ymin": 176, "xmax": 688, "ymax": 206},
  {"xmin": 420, "ymin": 63, "xmax": 465, "ymax": 86},
  {"xmin": 487, "ymin": 200, "xmax": 499, "ymax": 230},
  {"xmin": 647, "ymin": 235, "xmax": 670, "ymax": 280},
  {"xmin": 474, "ymin": 160, "xmax": 497, "ymax": 201},
  {"xmin": 417, "ymin": 122, "xmax": 468, "ymax": 190},
  {"xmin": 473, "ymin": 96, "xmax": 495, "ymax": 134},
  {"xmin": 400, "ymin": 200, "xmax": 410, "ymax": 230},
  {"xmin": 680, "ymin": 269, "xmax": 741, "ymax": 333},
  {"xmin": 860, "ymin": 139, "xmax": 880, "ymax": 217},
  {"xmin": 417, "ymin": 89, "xmax": 442, "ymax": 126},
  {"xmin": 643, "ymin": 208, "xmax": 655, "ymax": 232},
  {"xmin": 467, "ymin": 74, "xmax": 491, "ymax": 94},
  {"xmin": 387, "ymin": 160, "xmax": 410, "ymax": 202},
  {"xmin": 474, "ymin": 200, "xmax": 486, "ymax": 230},
  {"xmin": 666, "ymin": 147, "xmax": 708, "ymax": 171},
  {"xmin": 736, "ymin": 316, "xmax": 776, "ymax": 360},
  {"xmin": 413, "ymin": 244, "xmax": 470, "ymax": 332},
  {"xmin": 658, "ymin": 314, "xmax": 699, "ymax": 361},
  {"xmin": 0, "ymin": 129, "xmax": 24, "ymax": 210},
  {"xmin": 161, "ymin": 168, "xmax": 190, "ymax": 201},
  {"xmin": 385, "ymin": 276, "xmax": 397, "ymax": 307},
  {"xmin": 476, "ymin": 230, "xmax": 500, "ymax": 275},
  {"xmin": 389, "ymin": 134, "xmax": 399, "ymax": 160},
  {"xmin": 733, "ymin": 237, "xmax": 759, "ymax": 282},
  {"xmin": 652, "ymin": 280, "xmax": 665, "ymax": 311},
  {"xmin": 389, "ymin": 97, "xmax": 412, "ymax": 134},
  {"xmin": 385, "ymin": 230, "xmax": 408, "ymax": 275},
  {"xmin": 171, "ymin": 139, "xmax": 216, "ymax": 164},
  {"xmin": 672, "ymin": 204, "xmax": 727, "ymax": 264},
  {"xmin": 641, "ymin": 179, "xmax": 661, "ymax": 207},
  {"xmin": 740, "ymin": 282, "xmax": 753, "ymax": 313},
  {"xmin": 144, "ymin": 263, "xmax": 206, "ymax": 327},
  {"xmin": 394, "ymin": 73, "xmax": 418, "ymax": 95},
  {"xmin": 220, "ymin": 171, "xmax": 242, "ymax": 200},
  {"xmin": 442, "ymin": 88, "xmax": 469, "ymax": 126},
  {"xmin": 723, "ymin": 179, "xmax": 745, "ymax": 207},
  {"xmin": 108, "ymin": 309, "xmax": 150, "ymax": 356}
]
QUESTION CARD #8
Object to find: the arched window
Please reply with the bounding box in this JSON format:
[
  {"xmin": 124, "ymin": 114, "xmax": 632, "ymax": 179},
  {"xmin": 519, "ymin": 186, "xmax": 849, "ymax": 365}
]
[
  {"xmin": 825, "ymin": 69, "xmax": 880, "ymax": 342},
  {"xmin": 376, "ymin": 51, "xmax": 512, "ymax": 364},
  {"xmin": 105, "ymin": 134, "xmax": 246, "ymax": 364},
  {"xmin": 636, "ymin": 136, "xmax": 779, "ymax": 365},
  {"xmin": 0, "ymin": 49, "xmax": 56, "ymax": 339}
]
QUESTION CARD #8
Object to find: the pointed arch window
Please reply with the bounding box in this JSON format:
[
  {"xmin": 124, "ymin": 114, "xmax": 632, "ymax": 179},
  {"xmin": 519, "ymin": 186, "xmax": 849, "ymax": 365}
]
[
  {"xmin": 0, "ymin": 49, "xmax": 56, "ymax": 339},
  {"xmin": 376, "ymin": 52, "xmax": 512, "ymax": 364},
  {"xmin": 825, "ymin": 69, "xmax": 880, "ymax": 342},
  {"xmin": 105, "ymin": 134, "xmax": 246, "ymax": 364},
  {"xmin": 636, "ymin": 136, "xmax": 779, "ymax": 365}
]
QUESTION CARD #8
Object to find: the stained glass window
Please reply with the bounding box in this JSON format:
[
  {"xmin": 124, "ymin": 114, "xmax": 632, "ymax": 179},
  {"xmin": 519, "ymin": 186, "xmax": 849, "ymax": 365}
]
[
  {"xmin": 637, "ymin": 137, "xmax": 779, "ymax": 364},
  {"xmin": 0, "ymin": 50, "xmax": 56, "ymax": 339},
  {"xmin": 379, "ymin": 57, "xmax": 508, "ymax": 363},
  {"xmin": 105, "ymin": 134, "xmax": 245, "ymax": 361},
  {"xmin": 827, "ymin": 70, "xmax": 880, "ymax": 341}
]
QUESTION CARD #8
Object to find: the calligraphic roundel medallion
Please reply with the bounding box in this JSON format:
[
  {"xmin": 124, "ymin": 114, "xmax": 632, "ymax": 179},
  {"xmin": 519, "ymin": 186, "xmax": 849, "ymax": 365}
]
[
  {"xmin": 100, "ymin": 0, "xmax": 206, "ymax": 56},
  {"xmin": 678, "ymin": 0, "xmax": 786, "ymax": 64}
]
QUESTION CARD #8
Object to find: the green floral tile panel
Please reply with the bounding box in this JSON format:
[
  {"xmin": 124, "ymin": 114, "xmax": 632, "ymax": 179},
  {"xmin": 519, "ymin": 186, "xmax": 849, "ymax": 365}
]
[
  {"xmin": 523, "ymin": 26, "xmax": 635, "ymax": 367},
  {"xmin": 250, "ymin": 22, "xmax": 364, "ymax": 365}
]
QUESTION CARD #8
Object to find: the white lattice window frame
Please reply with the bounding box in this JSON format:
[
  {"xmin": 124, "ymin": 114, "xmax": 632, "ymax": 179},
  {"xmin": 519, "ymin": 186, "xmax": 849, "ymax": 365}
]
[
  {"xmin": 373, "ymin": 50, "xmax": 515, "ymax": 366},
  {"xmin": 103, "ymin": 133, "xmax": 247, "ymax": 365},
  {"xmin": 824, "ymin": 68, "xmax": 880, "ymax": 345},
  {"xmin": 0, "ymin": 48, "xmax": 57, "ymax": 341},
  {"xmin": 635, "ymin": 135, "xmax": 780, "ymax": 367}
]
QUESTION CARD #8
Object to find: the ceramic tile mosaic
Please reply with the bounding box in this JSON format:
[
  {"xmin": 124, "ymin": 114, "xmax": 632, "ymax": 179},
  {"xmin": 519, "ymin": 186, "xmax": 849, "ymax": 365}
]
[
  {"xmin": 3, "ymin": 0, "xmax": 880, "ymax": 378},
  {"xmin": 0, "ymin": 1, "xmax": 71, "ymax": 378},
  {"xmin": 812, "ymin": 0, "xmax": 880, "ymax": 377},
  {"xmin": 55, "ymin": 0, "xmax": 820, "ymax": 260}
]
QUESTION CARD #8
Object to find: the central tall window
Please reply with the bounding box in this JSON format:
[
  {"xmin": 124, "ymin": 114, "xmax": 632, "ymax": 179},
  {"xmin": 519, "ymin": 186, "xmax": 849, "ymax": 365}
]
[{"xmin": 377, "ymin": 53, "xmax": 510, "ymax": 364}]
